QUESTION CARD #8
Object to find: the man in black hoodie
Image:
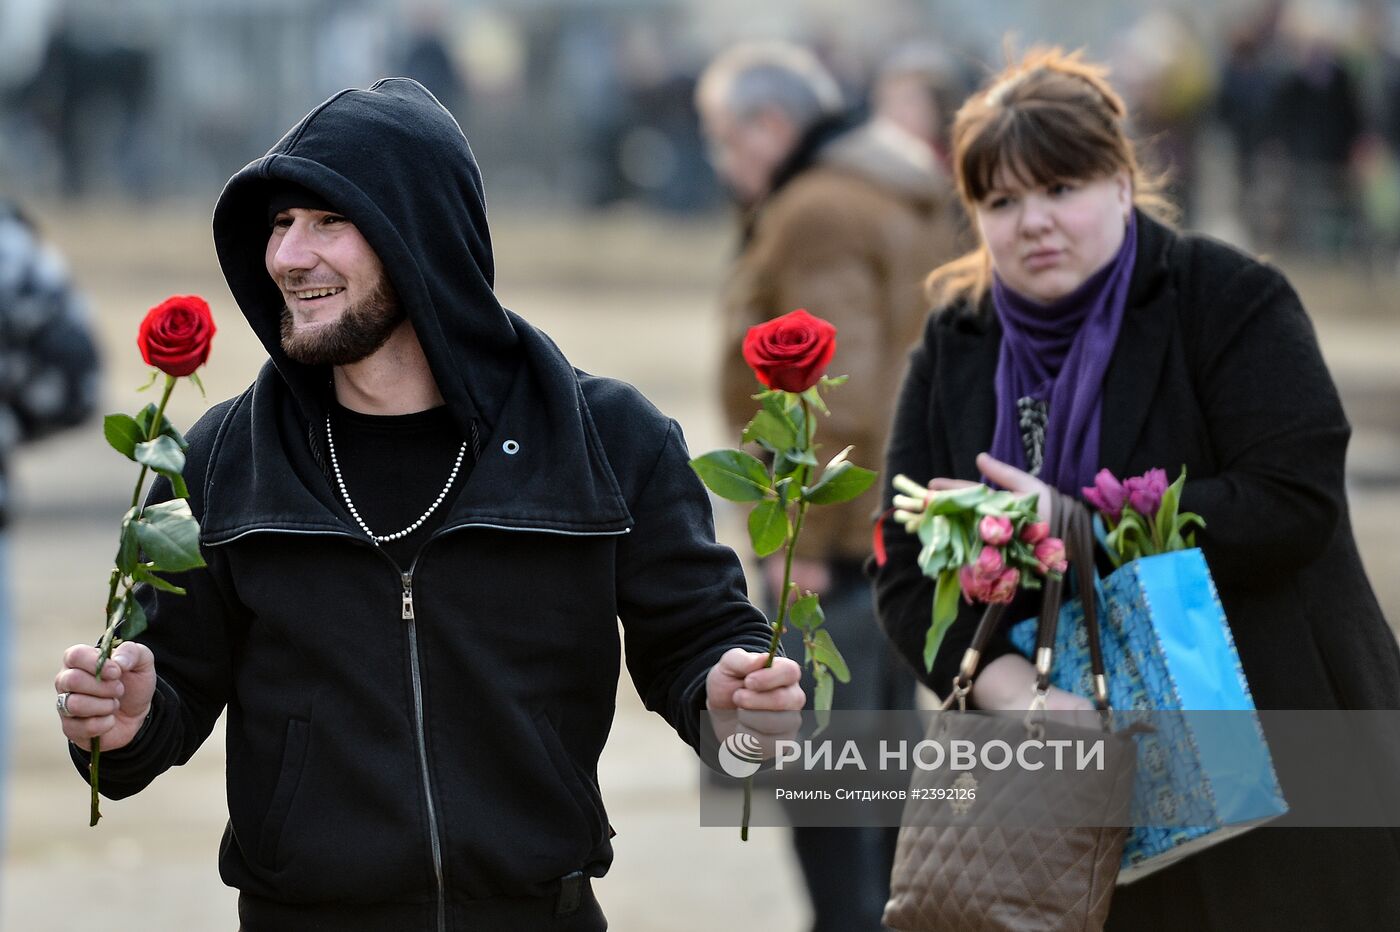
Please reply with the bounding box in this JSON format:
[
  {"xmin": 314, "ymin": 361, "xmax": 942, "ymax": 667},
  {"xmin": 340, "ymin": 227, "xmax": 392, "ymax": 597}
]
[{"xmin": 53, "ymin": 78, "xmax": 800, "ymax": 931}]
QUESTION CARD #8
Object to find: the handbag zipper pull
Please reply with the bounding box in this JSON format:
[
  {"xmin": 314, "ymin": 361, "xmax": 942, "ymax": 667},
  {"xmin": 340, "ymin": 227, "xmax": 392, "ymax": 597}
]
[{"xmin": 402, "ymin": 572, "xmax": 415, "ymax": 621}]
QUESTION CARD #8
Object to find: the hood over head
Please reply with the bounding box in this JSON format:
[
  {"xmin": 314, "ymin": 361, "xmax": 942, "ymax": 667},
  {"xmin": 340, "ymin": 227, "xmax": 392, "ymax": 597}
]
[{"xmin": 212, "ymin": 77, "xmax": 519, "ymax": 441}]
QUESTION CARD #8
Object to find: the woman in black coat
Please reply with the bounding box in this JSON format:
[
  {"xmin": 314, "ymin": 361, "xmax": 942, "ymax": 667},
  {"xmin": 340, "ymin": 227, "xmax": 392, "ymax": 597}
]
[{"xmin": 874, "ymin": 49, "xmax": 1400, "ymax": 929}]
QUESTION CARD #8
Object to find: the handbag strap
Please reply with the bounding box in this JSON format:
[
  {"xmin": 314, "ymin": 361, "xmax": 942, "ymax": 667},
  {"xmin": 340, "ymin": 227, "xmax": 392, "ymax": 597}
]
[{"xmin": 1066, "ymin": 498, "xmax": 1112, "ymax": 710}]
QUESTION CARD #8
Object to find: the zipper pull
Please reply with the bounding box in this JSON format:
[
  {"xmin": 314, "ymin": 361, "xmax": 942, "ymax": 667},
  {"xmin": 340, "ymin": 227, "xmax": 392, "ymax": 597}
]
[{"xmin": 401, "ymin": 572, "xmax": 415, "ymax": 621}]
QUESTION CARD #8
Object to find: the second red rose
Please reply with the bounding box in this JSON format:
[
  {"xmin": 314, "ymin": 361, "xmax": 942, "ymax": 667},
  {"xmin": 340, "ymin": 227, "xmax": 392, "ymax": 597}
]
[
  {"xmin": 138, "ymin": 295, "xmax": 216, "ymax": 377},
  {"xmin": 741, "ymin": 308, "xmax": 837, "ymax": 393}
]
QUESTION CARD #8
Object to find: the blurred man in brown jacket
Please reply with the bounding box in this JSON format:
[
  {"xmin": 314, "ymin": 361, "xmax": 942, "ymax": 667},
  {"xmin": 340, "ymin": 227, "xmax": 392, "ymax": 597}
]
[{"xmin": 697, "ymin": 41, "xmax": 964, "ymax": 932}]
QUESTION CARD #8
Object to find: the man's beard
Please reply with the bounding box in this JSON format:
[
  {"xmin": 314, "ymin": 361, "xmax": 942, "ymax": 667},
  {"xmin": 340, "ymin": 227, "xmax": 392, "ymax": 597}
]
[{"xmin": 279, "ymin": 277, "xmax": 406, "ymax": 366}]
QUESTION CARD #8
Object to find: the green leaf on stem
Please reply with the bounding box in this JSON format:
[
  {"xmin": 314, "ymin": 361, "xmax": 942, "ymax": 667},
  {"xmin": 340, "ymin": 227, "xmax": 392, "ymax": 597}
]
[
  {"xmin": 789, "ymin": 593, "xmax": 824, "ymax": 631},
  {"xmin": 115, "ymin": 508, "xmax": 140, "ymax": 576},
  {"xmin": 135, "ymin": 371, "xmax": 159, "ymax": 392},
  {"xmin": 133, "ymin": 499, "xmax": 206, "ymax": 572},
  {"xmin": 748, "ymin": 499, "xmax": 790, "ymax": 557},
  {"xmin": 122, "ymin": 597, "xmax": 149, "ymax": 640},
  {"xmin": 948, "ymin": 515, "xmax": 969, "ymax": 568},
  {"xmin": 689, "ymin": 450, "xmax": 772, "ymax": 502},
  {"xmin": 135, "ymin": 435, "xmax": 186, "ymax": 475},
  {"xmin": 134, "ymin": 403, "xmax": 189, "ymax": 451},
  {"xmin": 824, "ymin": 445, "xmax": 854, "ymax": 471},
  {"xmin": 804, "ymin": 462, "xmax": 878, "ymax": 505},
  {"xmin": 974, "ymin": 490, "xmax": 1021, "ymax": 515},
  {"xmin": 189, "ymin": 371, "xmax": 206, "ymax": 398},
  {"xmin": 800, "ymin": 386, "xmax": 830, "ymax": 416},
  {"xmin": 925, "ymin": 569, "xmax": 961, "ymax": 672},
  {"xmin": 742, "ymin": 410, "xmax": 798, "ymax": 453},
  {"xmin": 811, "ymin": 628, "xmax": 851, "ymax": 683},
  {"xmin": 103, "ymin": 414, "xmax": 142, "ymax": 460},
  {"xmin": 813, "ymin": 665, "xmax": 834, "ymax": 720},
  {"xmin": 1154, "ymin": 469, "xmax": 1192, "ymax": 552},
  {"xmin": 133, "ymin": 564, "xmax": 187, "ymax": 595},
  {"xmin": 916, "ymin": 515, "xmax": 953, "ymax": 573},
  {"xmin": 818, "ymin": 374, "xmax": 849, "ymax": 388},
  {"xmin": 928, "ymin": 484, "xmax": 992, "ymax": 514},
  {"xmin": 135, "ymin": 435, "xmax": 191, "ymax": 499}
]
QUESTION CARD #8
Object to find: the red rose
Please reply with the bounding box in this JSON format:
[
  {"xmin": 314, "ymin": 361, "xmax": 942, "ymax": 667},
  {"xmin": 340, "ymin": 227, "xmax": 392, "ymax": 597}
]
[
  {"xmin": 138, "ymin": 295, "xmax": 216, "ymax": 377},
  {"xmin": 741, "ymin": 308, "xmax": 837, "ymax": 393}
]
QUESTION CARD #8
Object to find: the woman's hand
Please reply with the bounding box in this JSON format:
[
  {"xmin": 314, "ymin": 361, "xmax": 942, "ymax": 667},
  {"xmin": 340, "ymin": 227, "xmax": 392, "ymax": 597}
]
[
  {"xmin": 976, "ymin": 452, "xmax": 1054, "ymax": 522},
  {"xmin": 970, "ymin": 654, "xmax": 1094, "ymax": 712}
]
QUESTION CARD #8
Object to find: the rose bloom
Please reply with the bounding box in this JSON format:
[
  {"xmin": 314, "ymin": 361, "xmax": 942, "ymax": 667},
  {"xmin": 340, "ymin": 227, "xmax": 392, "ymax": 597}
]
[
  {"xmin": 138, "ymin": 295, "xmax": 216, "ymax": 377},
  {"xmin": 741, "ymin": 308, "xmax": 837, "ymax": 393}
]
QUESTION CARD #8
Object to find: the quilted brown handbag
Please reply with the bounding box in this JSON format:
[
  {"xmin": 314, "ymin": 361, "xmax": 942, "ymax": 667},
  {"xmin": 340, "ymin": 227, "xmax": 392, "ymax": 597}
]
[{"xmin": 883, "ymin": 493, "xmax": 1137, "ymax": 932}]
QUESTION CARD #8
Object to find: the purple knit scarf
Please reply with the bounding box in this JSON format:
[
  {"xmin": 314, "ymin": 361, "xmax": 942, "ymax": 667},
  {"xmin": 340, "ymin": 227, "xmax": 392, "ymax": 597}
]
[{"xmin": 988, "ymin": 214, "xmax": 1137, "ymax": 495}]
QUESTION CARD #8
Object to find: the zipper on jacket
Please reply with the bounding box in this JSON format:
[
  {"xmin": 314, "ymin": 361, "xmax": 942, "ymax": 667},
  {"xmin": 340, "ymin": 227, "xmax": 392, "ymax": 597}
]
[
  {"xmin": 205, "ymin": 521, "xmax": 629, "ymax": 929},
  {"xmin": 401, "ymin": 563, "xmax": 446, "ymax": 932}
]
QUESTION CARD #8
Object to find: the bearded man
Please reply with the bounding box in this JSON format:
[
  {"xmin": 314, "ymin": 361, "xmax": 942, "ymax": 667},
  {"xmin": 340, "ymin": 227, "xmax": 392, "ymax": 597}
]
[{"xmin": 52, "ymin": 78, "xmax": 800, "ymax": 931}]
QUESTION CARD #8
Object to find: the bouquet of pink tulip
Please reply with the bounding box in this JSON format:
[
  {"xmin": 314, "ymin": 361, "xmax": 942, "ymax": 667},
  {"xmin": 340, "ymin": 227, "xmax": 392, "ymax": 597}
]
[
  {"xmin": 1082, "ymin": 467, "xmax": 1203, "ymax": 567},
  {"xmin": 890, "ymin": 476, "xmax": 1067, "ymax": 671}
]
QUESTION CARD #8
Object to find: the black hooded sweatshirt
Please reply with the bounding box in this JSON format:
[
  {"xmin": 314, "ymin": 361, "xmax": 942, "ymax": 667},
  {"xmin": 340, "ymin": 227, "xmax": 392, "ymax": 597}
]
[{"xmin": 72, "ymin": 79, "xmax": 772, "ymax": 931}]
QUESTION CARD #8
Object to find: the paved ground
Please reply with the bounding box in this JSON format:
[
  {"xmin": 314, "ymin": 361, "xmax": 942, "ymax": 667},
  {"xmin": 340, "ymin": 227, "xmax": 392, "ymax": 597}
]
[{"xmin": 2, "ymin": 204, "xmax": 1399, "ymax": 931}]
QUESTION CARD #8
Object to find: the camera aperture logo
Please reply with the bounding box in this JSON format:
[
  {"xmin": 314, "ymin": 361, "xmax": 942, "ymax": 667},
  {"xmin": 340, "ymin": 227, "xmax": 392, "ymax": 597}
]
[{"xmin": 719, "ymin": 732, "xmax": 765, "ymax": 778}]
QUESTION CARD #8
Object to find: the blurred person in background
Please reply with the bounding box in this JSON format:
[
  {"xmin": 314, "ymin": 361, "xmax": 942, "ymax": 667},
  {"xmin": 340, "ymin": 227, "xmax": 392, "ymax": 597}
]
[
  {"xmin": 870, "ymin": 41, "xmax": 968, "ymax": 171},
  {"xmin": 1344, "ymin": 0, "xmax": 1400, "ymax": 271},
  {"xmin": 697, "ymin": 40, "xmax": 962, "ymax": 932},
  {"xmin": 1265, "ymin": 1, "xmax": 1364, "ymax": 254},
  {"xmin": 0, "ymin": 198, "xmax": 99, "ymax": 868},
  {"xmin": 394, "ymin": 0, "xmax": 467, "ymax": 121},
  {"xmin": 1114, "ymin": 8, "xmax": 1215, "ymax": 224},
  {"xmin": 1217, "ymin": 0, "xmax": 1291, "ymax": 246},
  {"xmin": 50, "ymin": 78, "xmax": 802, "ymax": 930}
]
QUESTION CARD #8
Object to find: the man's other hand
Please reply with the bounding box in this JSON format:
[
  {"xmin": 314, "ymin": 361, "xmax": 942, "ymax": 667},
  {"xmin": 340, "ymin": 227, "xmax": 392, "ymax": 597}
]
[
  {"xmin": 55, "ymin": 642, "xmax": 156, "ymax": 751},
  {"xmin": 705, "ymin": 648, "xmax": 804, "ymax": 712}
]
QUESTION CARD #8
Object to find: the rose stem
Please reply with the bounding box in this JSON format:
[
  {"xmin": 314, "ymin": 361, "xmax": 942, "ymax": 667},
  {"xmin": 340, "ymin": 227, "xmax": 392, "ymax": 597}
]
[
  {"xmin": 744, "ymin": 395, "xmax": 816, "ymax": 841},
  {"xmin": 91, "ymin": 373, "xmax": 177, "ymax": 826}
]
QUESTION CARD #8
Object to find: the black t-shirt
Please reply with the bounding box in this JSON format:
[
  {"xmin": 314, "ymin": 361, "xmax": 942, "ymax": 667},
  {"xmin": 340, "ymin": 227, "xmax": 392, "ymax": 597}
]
[{"xmin": 328, "ymin": 402, "xmax": 469, "ymax": 570}]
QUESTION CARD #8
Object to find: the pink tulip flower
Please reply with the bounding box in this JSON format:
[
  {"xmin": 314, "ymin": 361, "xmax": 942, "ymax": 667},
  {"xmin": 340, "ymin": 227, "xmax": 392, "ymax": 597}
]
[
  {"xmin": 979, "ymin": 515, "xmax": 1014, "ymax": 547},
  {"xmin": 1020, "ymin": 521, "xmax": 1050, "ymax": 545},
  {"xmin": 1034, "ymin": 537, "xmax": 1069, "ymax": 575},
  {"xmin": 1082, "ymin": 469, "xmax": 1127, "ymax": 522}
]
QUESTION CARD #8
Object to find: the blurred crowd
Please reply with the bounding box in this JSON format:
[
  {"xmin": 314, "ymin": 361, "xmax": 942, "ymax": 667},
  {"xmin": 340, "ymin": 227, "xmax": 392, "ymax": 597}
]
[{"xmin": 4, "ymin": 0, "xmax": 1400, "ymax": 265}]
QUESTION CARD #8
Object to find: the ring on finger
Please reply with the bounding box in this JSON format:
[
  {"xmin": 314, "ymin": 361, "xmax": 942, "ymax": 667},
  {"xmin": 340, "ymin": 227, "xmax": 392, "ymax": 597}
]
[{"xmin": 56, "ymin": 691, "xmax": 75, "ymax": 718}]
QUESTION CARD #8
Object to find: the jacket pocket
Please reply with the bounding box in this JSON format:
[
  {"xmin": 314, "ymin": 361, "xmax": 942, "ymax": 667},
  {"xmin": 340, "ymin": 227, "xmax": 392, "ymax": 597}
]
[
  {"xmin": 258, "ymin": 718, "xmax": 309, "ymax": 868},
  {"xmin": 531, "ymin": 711, "xmax": 607, "ymax": 848}
]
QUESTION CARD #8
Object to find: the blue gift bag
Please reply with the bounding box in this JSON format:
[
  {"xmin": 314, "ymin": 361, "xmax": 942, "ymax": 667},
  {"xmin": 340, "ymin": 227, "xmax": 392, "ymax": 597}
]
[{"xmin": 1007, "ymin": 548, "xmax": 1288, "ymax": 883}]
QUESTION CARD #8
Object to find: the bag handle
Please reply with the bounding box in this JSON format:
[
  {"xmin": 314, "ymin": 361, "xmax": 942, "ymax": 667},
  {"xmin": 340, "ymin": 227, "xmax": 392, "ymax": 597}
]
[
  {"xmin": 1067, "ymin": 499, "xmax": 1111, "ymax": 710},
  {"xmin": 1030, "ymin": 489, "xmax": 1113, "ymax": 711}
]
